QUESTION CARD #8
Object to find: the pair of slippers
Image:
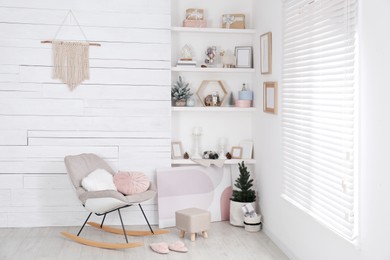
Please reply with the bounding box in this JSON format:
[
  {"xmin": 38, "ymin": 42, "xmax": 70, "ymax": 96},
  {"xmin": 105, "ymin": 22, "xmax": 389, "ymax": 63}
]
[{"xmin": 150, "ymin": 241, "xmax": 188, "ymax": 254}]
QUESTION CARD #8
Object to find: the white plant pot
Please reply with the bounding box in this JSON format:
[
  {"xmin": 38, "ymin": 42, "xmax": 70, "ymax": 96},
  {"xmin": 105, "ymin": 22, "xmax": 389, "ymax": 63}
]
[
  {"xmin": 244, "ymin": 215, "xmax": 262, "ymax": 232},
  {"xmin": 230, "ymin": 200, "xmax": 255, "ymax": 226}
]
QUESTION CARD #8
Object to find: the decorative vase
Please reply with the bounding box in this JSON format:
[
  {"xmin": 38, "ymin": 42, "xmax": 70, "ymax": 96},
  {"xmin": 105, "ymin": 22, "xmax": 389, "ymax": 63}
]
[
  {"xmin": 229, "ymin": 200, "xmax": 256, "ymax": 226},
  {"xmin": 191, "ymin": 127, "xmax": 202, "ymax": 159},
  {"xmin": 175, "ymin": 100, "xmax": 186, "ymax": 106},
  {"xmin": 218, "ymin": 138, "xmax": 227, "ymax": 159}
]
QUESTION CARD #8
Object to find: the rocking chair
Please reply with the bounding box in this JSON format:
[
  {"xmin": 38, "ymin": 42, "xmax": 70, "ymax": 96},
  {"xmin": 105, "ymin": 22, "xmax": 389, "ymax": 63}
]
[{"xmin": 62, "ymin": 153, "xmax": 168, "ymax": 249}]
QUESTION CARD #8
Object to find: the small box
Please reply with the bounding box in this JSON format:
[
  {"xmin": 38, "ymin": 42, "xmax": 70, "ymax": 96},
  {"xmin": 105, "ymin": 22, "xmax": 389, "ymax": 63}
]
[
  {"xmin": 222, "ymin": 14, "xmax": 245, "ymax": 29},
  {"xmin": 235, "ymin": 100, "xmax": 252, "ymax": 108},
  {"xmin": 183, "ymin": 19, "xmax": 207, "ymax": 28},
  {"xmin": 186, "ymin": 8, "xmax": 204, "ymax": 20},
  {"xmin": 239, "ymin": 90, "xmax": 253, "ymax": 100}
]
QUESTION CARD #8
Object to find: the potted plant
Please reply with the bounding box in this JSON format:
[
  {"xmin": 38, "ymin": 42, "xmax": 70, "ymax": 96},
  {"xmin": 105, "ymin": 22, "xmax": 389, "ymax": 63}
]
[
  {"xmin": 171, "ymin": 76, "xmax": 193, "ymax": 106},
  {"xmin": 230, "ymin": 161, "xmax": 256, "ymax": 226}
]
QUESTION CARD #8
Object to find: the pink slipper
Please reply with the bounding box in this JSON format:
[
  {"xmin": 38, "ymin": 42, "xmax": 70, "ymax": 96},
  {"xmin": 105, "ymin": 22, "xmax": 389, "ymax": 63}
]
[
  {"xmin": 168, "ymin": 241, "xmax": 188, "ymax": 253},
  {"xmin": 150, "ymin": 242, "xmax": 169, "ymax": 254}
]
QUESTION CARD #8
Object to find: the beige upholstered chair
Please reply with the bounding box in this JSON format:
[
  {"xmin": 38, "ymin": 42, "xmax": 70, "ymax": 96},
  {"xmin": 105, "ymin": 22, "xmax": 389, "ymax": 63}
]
[{"xmin": 62, "ymin": 153, "xmax": 167, "ymax": 249}]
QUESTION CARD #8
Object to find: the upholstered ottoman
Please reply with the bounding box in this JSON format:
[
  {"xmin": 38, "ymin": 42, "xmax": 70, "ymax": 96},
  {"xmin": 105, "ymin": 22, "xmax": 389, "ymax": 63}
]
[{"xmin": 175, "ymin": 208, "xmax": 211, "ymax": 241}]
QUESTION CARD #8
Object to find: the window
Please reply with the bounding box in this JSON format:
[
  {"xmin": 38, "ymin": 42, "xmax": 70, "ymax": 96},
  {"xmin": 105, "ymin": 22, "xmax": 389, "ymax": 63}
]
[{"xmin": 282, "ymin": 0, "xmax": 358, "ymax": 241}]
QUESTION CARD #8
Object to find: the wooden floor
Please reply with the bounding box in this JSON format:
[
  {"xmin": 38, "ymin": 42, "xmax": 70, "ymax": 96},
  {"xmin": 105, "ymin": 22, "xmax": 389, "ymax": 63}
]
[{"xmin": 0, "ymin": 221, "xmax": 289, "ymax": 260}]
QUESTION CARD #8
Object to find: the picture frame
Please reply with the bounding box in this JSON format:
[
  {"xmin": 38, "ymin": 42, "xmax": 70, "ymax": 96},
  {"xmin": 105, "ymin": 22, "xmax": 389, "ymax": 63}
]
[
  {"xmin": 235, "ymin": 46, "xmax": 253, "ymax": 68},
  {"xmin": 239, "ymin": 141, "xmax": 253, "ymax": 159},
  {"xmin": 231, "ymin": 146, "xmax": 243, "ymax": 159},
  {"xmin": 260, "ymin": 32, "xmax": 272, "ymax": 74},
  {"xmin": 263, "ymin": 81, "xmax": 278, "ymax": 114},
  {"xmin": 171, "ymin": 141, "xmax": 183, "ymax": 159}
]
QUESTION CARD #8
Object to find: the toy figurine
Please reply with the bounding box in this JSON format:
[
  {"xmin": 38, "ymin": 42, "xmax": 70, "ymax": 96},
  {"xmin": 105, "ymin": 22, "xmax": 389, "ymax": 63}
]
[{"xmin": 205, "ymin": 46, "xmax": 217, "ymax": 65}]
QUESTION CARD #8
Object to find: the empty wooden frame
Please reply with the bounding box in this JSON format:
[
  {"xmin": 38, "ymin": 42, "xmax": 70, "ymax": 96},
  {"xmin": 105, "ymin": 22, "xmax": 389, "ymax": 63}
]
[
  {"xmin": 263, "ymin": 82, "xmax": 278, "ymax": 114},
  {"xmin": 171, "ymin": 141, "xmax": 183, "ymax": 159},
  {"xmin": 260, "ymin": 32, "xmax": 272, "ymax": 74},
  {"xmin": 231, "ymin": 146, "xmax": 243, "ymax": 159}
]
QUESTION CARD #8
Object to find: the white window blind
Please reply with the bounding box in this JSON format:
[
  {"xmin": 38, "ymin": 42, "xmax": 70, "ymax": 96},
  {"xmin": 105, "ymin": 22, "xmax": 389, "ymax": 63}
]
[{"xmin": 282, "ymin": 0, "xmax": 358, "ymax": 240}]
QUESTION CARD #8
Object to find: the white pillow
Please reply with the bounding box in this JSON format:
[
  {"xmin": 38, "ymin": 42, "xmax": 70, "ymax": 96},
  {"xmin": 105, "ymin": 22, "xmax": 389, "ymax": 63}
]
[{"xmin": 81, "ymin": 168, "xmax": 117, "ymax": 192}]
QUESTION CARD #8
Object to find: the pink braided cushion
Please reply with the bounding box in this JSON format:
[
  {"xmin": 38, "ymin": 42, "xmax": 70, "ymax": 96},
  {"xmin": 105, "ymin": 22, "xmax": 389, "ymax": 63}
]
[{"xmin": 113, "ymin": 171, "xmax": 150, "ymax": 195}]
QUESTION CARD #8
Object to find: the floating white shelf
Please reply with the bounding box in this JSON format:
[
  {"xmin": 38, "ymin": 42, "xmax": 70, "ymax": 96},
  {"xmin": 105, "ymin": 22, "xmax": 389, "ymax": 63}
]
[
  {"xmin": 171, "ymin": 159, "xmax": 256, "ymax": 165},
  {"xmin": 172, "ymin": 67, "xmax": 255, "ymax": 73},
  {"xmin": 171, "ymin": 27, "xmax": 256, "ymax": 34},
  {"xmin": 171, "ymin": 107, "xmax": 255, "ymax": 112}
]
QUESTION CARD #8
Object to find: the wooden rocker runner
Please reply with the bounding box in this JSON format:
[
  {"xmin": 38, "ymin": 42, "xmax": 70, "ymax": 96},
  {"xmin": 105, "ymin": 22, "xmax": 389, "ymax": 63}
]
[{"xmin": 62, "ymin": 153, "xmax": 169, "ymax": 249}]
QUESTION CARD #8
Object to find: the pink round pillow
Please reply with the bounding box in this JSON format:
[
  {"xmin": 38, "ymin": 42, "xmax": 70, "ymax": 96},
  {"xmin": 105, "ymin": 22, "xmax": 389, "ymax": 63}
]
[{"xmin": 113, "ymin": 171, "xmax": 150, "ymax": 195}]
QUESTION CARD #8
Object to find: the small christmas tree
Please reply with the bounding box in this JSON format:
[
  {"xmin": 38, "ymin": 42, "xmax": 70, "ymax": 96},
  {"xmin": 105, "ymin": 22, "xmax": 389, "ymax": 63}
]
[
  {"xmin": 171, "ymin": 76, "xmax": 192, "ymax": 101},
  {"xmin": 231, "ymin": 161, "xmax": 256, "ymax": 202},
  {"xmin": 228, "ymin": 92, "xmax": 235, "ymax": 106}
]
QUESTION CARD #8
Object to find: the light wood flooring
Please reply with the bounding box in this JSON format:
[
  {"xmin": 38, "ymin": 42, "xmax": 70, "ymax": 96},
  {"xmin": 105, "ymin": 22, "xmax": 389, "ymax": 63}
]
[{"xmin": 0, "ymin": 221, "xmax": 289, "ymax": 260}]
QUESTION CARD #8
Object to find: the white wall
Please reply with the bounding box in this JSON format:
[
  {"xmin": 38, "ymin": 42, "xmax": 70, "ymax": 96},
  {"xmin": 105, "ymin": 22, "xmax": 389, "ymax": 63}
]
[
  {"xmin": 0, "ymin": 0, "xmax": 171, "ymax": 227},
  {"xmin": 254, "ymin": 0, "xmax": 390, "ymax": 259}
]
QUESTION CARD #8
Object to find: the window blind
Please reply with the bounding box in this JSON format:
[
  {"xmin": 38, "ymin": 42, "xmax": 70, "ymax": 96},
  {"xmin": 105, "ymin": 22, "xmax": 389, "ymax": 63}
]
[{"xmin": 282, "ymin": 0, "xmax": 358, "ymax": 240}]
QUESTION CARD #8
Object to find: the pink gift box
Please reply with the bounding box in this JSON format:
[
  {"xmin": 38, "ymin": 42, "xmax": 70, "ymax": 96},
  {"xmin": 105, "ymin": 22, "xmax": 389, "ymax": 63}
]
[
  {"xmin": 183, "ymin": 19, "xmax": 208, "ymax": 28},
  {"xmin": 235, "ymin": 100, "xmax": 252, "ymax": 108}
]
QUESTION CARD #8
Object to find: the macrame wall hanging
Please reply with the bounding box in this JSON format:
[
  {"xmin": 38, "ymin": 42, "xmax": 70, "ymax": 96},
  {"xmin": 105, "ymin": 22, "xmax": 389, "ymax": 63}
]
[{"xmin": 41, "ymin": 10, "xmax": 101, "ymax": 90}]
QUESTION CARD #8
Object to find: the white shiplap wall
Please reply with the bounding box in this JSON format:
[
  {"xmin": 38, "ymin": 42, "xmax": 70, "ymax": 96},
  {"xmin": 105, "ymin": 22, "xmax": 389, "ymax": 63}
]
[{"xmin": 0, "ymin": 0, "xmax": 171, "ymax": 227}]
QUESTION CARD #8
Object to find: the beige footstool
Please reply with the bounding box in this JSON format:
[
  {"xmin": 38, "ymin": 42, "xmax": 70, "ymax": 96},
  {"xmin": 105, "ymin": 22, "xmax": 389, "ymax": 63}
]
[{"xmin": 175, "ymin": 207, "xmax": 211, "ymax": 242}]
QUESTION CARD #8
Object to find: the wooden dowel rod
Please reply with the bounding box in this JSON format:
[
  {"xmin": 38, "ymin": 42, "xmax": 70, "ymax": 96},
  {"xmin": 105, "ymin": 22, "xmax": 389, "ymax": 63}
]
[{"xmin": 40, "ymin": 40, "xmax": 101, "ymax": 46}]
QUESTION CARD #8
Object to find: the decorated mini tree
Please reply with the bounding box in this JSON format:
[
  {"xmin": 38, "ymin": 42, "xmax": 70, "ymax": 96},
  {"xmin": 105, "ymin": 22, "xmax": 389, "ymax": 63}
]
[
  {"xmin": 171, "ymin": 76, "xmax": 192, "ymax": 106},
  {"xmin": 232, "ymin": 161, "xmax": 256, "ymax": 203}
]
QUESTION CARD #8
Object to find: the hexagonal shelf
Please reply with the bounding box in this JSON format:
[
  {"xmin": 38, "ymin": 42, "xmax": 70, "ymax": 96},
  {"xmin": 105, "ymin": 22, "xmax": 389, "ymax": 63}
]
[{"xmin": 196, "ymin": 80, "xmax": 228, "ymax": 107}]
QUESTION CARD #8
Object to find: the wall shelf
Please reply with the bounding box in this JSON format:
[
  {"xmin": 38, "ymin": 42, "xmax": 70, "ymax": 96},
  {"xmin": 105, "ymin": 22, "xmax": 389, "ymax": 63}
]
[
  {"xmin": 171, "ymin": 7, "xmax": 256, "ymax": 169},
  {"xmin": 171, "ymin": 27, "xmax": 256, "ymax": 34},
  {"xmin": 171, "ymin": 159, "xmax": 256, "ymax": 165},
  {"xmin": 172, "ymin": 106, "xmax": 255, "ymax": 112},
  {"xmin": 172, "ymin": 67, "xmax": 255, "ymax": 73}
]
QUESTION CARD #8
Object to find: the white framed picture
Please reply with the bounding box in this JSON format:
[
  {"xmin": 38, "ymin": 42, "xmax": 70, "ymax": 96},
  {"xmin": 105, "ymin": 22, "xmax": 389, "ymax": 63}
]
[
  {"xmin": 171, "ymin": 141, "xmax": 183, "ymax": 159},
  {"xmin": 240, "ymin": 141, "xmax": 253, "ymax": 159},
  {"xmin": 235, "ymin": 46, "xmax": 253, "ymax": 68}
]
